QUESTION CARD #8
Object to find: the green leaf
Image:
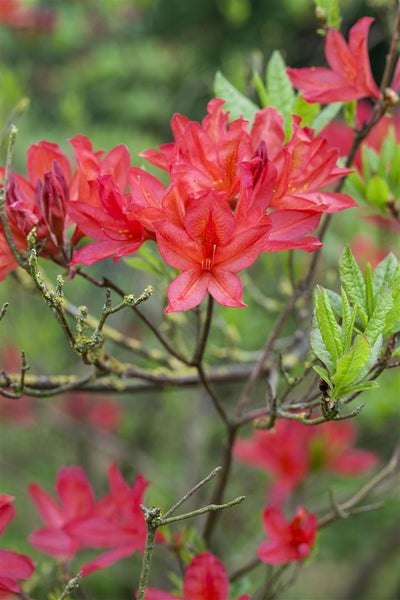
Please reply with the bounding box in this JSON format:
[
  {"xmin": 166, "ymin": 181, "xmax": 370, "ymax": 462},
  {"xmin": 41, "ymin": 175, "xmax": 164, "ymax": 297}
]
[
  {"xmin": 311, "ymin": 102, "xmax": 342, "ymax": 133},
  {"xmin": 326, "ymin": 289, "xmax": 342, "ymax": 318},
  {"xmin": 372, "ymin": 253, "xmax": 398, "ymax": 297},
  {"xmin": 292, "ymin": 95, "xmax": 320, "ymax": 127},
  {"xmin": 214, "ymin": 71, "xmax": 259, "ymax": 121},
  {"xmin": 340, "ymin": 288, "xmax": 356, "ymax": 353},
  {"xmin": 314, "ymin": 286, "xmax": 343, "ymax": 364},
  {"xmin": 337, "ymin": 380, "xmax": 378, "ymax": 398},
  {"xmin": 124, "ymin": 244, "xmax": 170, "ymax": 277},
  {"xmin": 343, "ymin": 100, "xmax": 357, "ymax": 127},
  {"xmin": 339, "ymin": 247, "xmax": 368, "ymax": 326},
  {"xmin": 332, "ymin": 335, "xmax": 371, "ymax": 398},
  {"xmin": 365, "ymin": 176, "xmax": 390, "ymax": 209},
  {"xmin": 310, "ymin": 315, "xmax": 335, "ymax": 372},
  {"xmin": 365, "ymin": 263, "xmax": 374, "ymax": 318},
  {"xmin": 356, "ymin": 334, "xmax": 383, "ymax": 381},
  {"xmin": 265, "ymin": 50, "xmax": 295, "ymax": 137},
  {"xmin": 252, "ymin": 71, "xmax": 268, "ymax": 106},
  {"xmin": 364, "ymin": 290, "xmax": 393, "ymax": 345},
  {"xmin": 313, "ymin": 365, "xmax": 333, "ymax": 388}
]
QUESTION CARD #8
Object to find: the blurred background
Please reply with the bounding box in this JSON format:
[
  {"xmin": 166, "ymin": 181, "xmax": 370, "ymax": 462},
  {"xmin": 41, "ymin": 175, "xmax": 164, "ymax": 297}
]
[{"xmin": 0, "ymin": 0, "xmax": 399, "ymax": 599}]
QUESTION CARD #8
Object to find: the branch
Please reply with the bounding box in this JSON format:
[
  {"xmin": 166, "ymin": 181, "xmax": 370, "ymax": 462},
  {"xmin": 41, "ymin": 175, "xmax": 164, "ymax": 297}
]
[
  {"xmin": 136, "ymin": 468, "xmax": 245, "ymax": 600},
  {"xmin": 318, "ymin": 444, "xmax": 400, "ymax": 528}
]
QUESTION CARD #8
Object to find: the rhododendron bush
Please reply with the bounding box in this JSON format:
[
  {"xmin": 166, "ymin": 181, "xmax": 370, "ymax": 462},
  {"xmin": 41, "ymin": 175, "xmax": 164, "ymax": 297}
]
[{"xmin": 0, "ymin": 0, "xmax": 399, "ymax": 598}]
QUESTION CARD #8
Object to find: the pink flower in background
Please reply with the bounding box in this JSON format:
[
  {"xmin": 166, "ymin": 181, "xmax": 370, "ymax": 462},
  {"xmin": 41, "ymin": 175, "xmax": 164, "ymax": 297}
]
[
  {"xmin": 144, "ymin": 551, "xmax": 250, "ymax": 600},
  {"xmin": 234, "ymin": 420, "xmax": 312, "ymax": 504},
  {"xmin": 313, "ymin": 421, "xmax": 378, "ymax": 475},
  {"xmin": 287, "ymin": 17, "xmax": 381, "ymax": 103},
  {"xmin": 0, "ymin": 495, "xmax": 35, "ymax": 597},
  {"xmin": 321, "ymin": 102, "xmax": 400, "ymax": 172},
  {"xmin": 71, "ymin": 463, "xmax": 158, "ymax": 575},
  {"xmin": 62, "ymin": 393, "xmax": 121, "ymax": 432},
  {"xmin": 258, "ymin": 506, "xmax": 317, "ymax": 564},
  {"xmin": 234, "ymin": 420, "xmax": 378, "ymax": 503},
  {"xmin": 28, "ymin": 466, "xmax": 96, "ymax": 559}
]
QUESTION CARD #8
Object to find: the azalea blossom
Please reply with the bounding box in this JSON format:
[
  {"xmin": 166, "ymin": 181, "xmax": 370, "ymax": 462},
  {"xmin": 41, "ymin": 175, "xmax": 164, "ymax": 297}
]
[
  {"xmin": 62, "ymin": 392, "xmax": 121, "ymax": 432},
  {"xmin": 144, "ymin": 551, "xmax": 250, "ymax": 600},
  {"xmin": 70, "ymin": 463, "xmax": 158, "ymax": 575},
  {"xmin": 155, "ymin": 190, "xmax": 272, "ymax": 311},
  {"xmin": 0, "ymin": 495, "xmax": 35, "ymax": 597},
  {"xmin": 258, "ymin": 506, "xmax": 317, "ymax": 564},
  {"xmin": 234, "ymin": 419, "xmax": 378, "ymax": 503},
  {"xmin": 28, "ymin": 465, "xmax": 97, "ymax": 559},
  {"xmin": 287, "ymin": 17, "xmax": 381, "ymax": 103}
]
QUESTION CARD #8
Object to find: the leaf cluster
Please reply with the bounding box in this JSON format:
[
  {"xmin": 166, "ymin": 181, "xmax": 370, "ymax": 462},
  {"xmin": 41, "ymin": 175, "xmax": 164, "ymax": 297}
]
[{"xmin": 311, "ymin": 248, "xmax": 399, "ymax": 401}]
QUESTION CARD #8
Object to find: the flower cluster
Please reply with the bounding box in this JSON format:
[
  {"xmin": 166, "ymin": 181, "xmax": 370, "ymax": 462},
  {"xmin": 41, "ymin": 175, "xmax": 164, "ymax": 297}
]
[
  {"xmin": 234, "ymin": 419, "xmax": 378, "ymax": 504},
  {"xmin": 28, "ymin": 462, "xmax": 159, "ymax": 576},
  {"xmin": 0, "ymin": 101, "xmax": 355, "ymax": 311}
]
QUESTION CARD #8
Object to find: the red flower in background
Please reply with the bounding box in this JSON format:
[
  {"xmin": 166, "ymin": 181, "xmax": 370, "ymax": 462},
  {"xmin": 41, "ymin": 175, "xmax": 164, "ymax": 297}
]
[
  {"xmin": 62, "ymin": 393, "xmax": 121, "ymax": 432},
  {"xmin": 144, "ymin": 551, "xmax": 250, "ymax": 600},
  {"xmin": 28, "ymin": 466, "xmax": 96, "ymax": 559},
  {"xmin": 0, "ymin": 495, "xmax": 35, "ymax": 598},
  {"xmin": 321, "ymin": 102, "xmax": 400, "ymax": 172},
  {"xmin": 258, "ymin": 506, "xmax": 317, "ymax": 564},
  {"xmin": 287, "ymin": 17, "xmax": 381, "ymax": 103},
  {"xmin": 71, "ymin": 463, "xmax": 157, "ymax": 575},
  {"xmin": 234, "ymin": 420, "xmax": 378, "ymax": 503}
]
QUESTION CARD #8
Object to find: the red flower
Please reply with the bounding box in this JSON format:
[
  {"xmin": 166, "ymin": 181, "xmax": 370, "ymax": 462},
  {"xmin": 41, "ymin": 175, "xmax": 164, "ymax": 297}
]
[
  {"xmin": 0, "ymin": 495, "xmax": 35, "ymax": 597},
  {"xmin": 28, "ymin": 466, "xmax": 96, "ymax": 559},
  {"xmin": 62, "ymin": 392, "xmax": 121, "ymax": 432},
  {"xmin": 234, "ymin": 420, "xmax": 312, "ymax": 504},
  {"xmin": 155, "ymin": 190, "xmax": 272, "ymax": 312},
  {"xmin": 68, "ymin": 175, "xmax": 146, "ymax": 265},
  {"xmin": 250, "ymin": 108, "xmax": 355, "ymax": 214},
  {"xmin": 312, "ymin": 421, "xmax": 378, "ymax": 475},
  {"xmin": 258, "ymin": 506, "xmax": 317, "ymax": 564},
  {"xmin": 321, "ymin": 101, "xmax": 400, "ymax": 172},
  {"xmin": 144, "ymin": 551, "xmax": 250, "ymax": 600},
  {"xmin": 234, "ymin": 420, "xmax": 378, "ymax": 503},
  {"xmin": 0, "ymin": 140, "xmax": 74, "ymax": 270},
  {"xmin": 71, "ymin": 463, "xmax": 157, "ymax": 575},
  {"xmin": 140, "ymin": 98, "xmax": 253, "ymax": 203},
  {"xmin": 287, "ymin": 17, "xmax": 381, "ymax": 103}
]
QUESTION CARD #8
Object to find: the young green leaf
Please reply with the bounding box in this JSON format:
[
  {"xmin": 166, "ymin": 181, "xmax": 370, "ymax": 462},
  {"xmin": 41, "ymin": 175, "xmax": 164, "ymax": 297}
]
[
  {"xmin": 292, "ymin": 95, "xmax": 320, "ymax": 127},
  {"xmin": 214, "ymin": 71, "xmax": 259, "ymax": 121},
  {"xmin": 365, "ymin": 263, "xmax": 374, "ymax": 318},
  {"xmin": 265, "ymin": 50, "xmax": 295, "ymax": 136},
  {"xmin": 313, "ymin": 365, "xmax": 333, "ymax": 388},
  {"xmin": 339, "ymin": 247, "xmax": 368, "ymax": 326},
  {"xmin": 340, "ymin": 288, "xmax": 357, "ymax": 353},
  {"xmin": 314, "ymin": 286, "xmax": 343, "ymax": 364},
  {"xmin": 311, "ymin": 101, "xmax": 342, "ymax": 133},
  {"xmin": 331, "ymin": 335, "xmax": 371, "ymax": 399},
  {"xmin": 372, "ymin": 253, "xmax": 398, "ymax": 296},
  {"xmin": 310, "ymin": 316, "xmax": 335, "ymax": 373},
  {"xmin": 364, "ymin": 290, "xmax": 393, "ymax": 345}
]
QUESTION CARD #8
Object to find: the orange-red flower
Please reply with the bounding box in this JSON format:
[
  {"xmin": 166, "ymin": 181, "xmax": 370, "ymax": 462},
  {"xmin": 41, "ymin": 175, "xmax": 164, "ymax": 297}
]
[
  {"xmin": 258, "ymin": 506, "xmax": 317, "ymax": 564},
  {"xmin": 144, "ymin": 552, "xmax": 250, "ymax": 600},
  {"xmin": 0, "ymin": 495, "xmax": 35, "ymax": 596},
  {"xmin": 287, "ymin": 17, "xmax": 381, "ymax": 103}
]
